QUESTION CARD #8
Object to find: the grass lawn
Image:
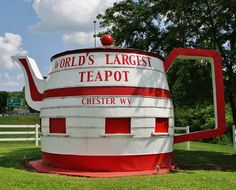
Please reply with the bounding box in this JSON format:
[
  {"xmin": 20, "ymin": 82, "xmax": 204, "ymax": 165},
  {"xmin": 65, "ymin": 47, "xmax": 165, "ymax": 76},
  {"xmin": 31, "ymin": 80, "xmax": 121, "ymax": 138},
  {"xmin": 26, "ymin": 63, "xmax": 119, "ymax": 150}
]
[
  {"xmin": 0, "ymin": 115, "xmax": 40, "ymax": 125},
  {"xmin": 0, "ymin": 141, "xmax": 235, "ymax": 190}
]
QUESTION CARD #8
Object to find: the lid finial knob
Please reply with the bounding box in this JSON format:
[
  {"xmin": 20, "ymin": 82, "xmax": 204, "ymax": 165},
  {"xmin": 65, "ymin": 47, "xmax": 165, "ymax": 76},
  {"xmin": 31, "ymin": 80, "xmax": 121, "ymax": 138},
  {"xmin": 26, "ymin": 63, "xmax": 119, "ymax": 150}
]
[{"xmin": 101, "ymin": 34, "xmax": 113, "ymax": 46}]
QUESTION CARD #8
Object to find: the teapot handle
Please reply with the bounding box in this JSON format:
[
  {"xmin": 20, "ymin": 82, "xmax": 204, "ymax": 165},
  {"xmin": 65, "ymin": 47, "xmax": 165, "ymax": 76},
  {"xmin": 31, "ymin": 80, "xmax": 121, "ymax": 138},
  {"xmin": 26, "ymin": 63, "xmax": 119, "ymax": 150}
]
[{"xmin": 164, "ymin": 48, "xmax": 226, "ymax": 143}]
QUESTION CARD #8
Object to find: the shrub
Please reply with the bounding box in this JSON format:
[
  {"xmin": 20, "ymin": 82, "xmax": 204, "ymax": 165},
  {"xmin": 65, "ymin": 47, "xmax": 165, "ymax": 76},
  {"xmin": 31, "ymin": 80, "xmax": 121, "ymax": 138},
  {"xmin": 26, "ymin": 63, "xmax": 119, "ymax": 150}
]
[{"xmin": 174, "ymin": 104, "xmax": 233, "ymax": 145}]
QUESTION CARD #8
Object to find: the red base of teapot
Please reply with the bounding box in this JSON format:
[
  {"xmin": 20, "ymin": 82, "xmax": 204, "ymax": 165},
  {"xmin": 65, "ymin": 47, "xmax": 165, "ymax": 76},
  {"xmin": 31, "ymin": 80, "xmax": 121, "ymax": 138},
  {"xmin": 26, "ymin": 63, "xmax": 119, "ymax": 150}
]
[{"xmin": 29, "ymin": 152, "xmax": 174, "ymax": 177}]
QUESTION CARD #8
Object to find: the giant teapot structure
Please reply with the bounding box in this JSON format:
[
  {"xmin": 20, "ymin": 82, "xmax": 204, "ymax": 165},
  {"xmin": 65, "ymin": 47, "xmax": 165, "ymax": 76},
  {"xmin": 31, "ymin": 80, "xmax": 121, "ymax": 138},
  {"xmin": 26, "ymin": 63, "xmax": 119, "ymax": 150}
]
[{"xmin": 13, "ymin": 35, "xmax": 226, "ymax": 176}]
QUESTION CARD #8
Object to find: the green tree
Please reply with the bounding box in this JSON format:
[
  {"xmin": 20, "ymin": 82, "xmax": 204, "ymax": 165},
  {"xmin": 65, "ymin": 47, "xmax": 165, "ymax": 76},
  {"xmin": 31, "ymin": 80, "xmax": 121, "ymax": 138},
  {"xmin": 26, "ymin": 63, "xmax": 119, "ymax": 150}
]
[
  {"xmin": 167, "ymin": 59, "xmax": 213, "ymax": 107},
  {"xmin": 0, "ymin": 91, "xmax": 8, "ymax": 113},
  {"xmin": 97, "ymin": 0, "xmax": 236, "ymax": 124}
]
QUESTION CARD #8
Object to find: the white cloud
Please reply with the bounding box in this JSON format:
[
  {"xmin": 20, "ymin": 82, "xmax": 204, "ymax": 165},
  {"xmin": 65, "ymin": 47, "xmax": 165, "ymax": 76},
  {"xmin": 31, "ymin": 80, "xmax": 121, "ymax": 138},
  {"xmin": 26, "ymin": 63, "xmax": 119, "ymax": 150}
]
[
  {"xmin": 0, "ymin": 72, "xmax": 24, "ymax": 87},
  {"xmin": 30, "ymin": 0, "xmax": 120, "ymax": 47},
  {"xmin": 1, "ymin": 81, "xmax": 20, "ymax": 87},
  {"xmin": 24, "ymin": 0, "xmax": 33, "ymax": 3},
  {"xmin": 62, "ymin": 32, "xmax": 98, "ymax": 48},
  {"xmin": 30, "ymin": 0, "xmax": 118, "ymax": 33},
  {"xmin": 0, "ymin": 33, "xmax": 26, "ymax": 90},
  {"xmin": 0, "ymin": 33, "xmax": 27, "ymax": 69},
  {"xmin": 4, "ymin": 72, "xmax": 11, "ymax": 80}
]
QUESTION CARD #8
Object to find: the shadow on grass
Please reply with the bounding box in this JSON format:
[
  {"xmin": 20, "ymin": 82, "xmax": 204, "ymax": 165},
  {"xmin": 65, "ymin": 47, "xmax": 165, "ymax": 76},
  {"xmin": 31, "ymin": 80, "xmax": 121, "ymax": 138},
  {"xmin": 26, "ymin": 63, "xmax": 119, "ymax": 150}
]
[
  {"xmin": 0, "ymin": 147, "xmax": 41, "ymax": 169},
  {"xmin": 174, "ymin": 149, "xmax": 236, "ymax": 172},
  {"xmin": 1, "ymin": 145, "xmax": 235, "ymax": 173}
]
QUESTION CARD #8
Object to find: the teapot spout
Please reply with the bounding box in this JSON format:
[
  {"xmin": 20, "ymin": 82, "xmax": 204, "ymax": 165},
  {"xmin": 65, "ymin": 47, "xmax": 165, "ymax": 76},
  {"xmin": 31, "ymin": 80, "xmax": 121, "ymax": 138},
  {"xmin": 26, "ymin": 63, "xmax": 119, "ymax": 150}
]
[{"xmin": 12, "ymin": 56, "xmax": 46, "ymax": 111}]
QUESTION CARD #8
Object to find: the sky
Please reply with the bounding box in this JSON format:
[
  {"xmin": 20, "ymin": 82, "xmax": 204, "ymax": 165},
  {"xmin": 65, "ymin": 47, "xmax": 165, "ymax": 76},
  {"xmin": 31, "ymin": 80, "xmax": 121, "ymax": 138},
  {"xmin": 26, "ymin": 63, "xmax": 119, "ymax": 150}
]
[{"xmin": 0, "ymin": 0, "xmax": 118, "ymax": 91}]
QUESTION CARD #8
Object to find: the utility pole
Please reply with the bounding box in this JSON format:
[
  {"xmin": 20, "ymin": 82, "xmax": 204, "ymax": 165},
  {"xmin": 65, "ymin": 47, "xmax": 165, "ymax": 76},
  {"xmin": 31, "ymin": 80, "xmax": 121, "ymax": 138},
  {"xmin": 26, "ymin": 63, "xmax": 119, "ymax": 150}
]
[{"xmin": 93, "ymin": 20, "xmax": 97, "ymax": 47}]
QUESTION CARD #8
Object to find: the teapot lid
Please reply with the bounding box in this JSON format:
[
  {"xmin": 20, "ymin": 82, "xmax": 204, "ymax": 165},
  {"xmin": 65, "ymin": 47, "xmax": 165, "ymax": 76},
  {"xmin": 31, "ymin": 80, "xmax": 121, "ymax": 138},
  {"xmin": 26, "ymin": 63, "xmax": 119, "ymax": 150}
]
[{"xmin": 51, "ymin": 34, "xmax": 163, "ymax": 61}]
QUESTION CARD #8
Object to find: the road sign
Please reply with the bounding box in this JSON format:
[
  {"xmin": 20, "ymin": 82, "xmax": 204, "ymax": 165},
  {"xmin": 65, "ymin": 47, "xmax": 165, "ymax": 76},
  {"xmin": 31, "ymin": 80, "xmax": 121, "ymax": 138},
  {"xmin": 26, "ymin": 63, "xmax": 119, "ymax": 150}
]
[{"xmin": 7, "ymin": 98, "xmax": 21, "ymax": 107}]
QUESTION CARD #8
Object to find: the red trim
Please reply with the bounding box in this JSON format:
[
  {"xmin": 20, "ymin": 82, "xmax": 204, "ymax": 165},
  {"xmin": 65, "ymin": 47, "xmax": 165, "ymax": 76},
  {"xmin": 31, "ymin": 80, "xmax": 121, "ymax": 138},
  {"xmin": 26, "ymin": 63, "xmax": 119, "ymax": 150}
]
[
  {"xmin": 42, "ymin": 152, "xmax": 173, "ymax": 172},
  {"xmin": 18, "ymin": 58, "xmax": 43, "ymax": 101},
  {"xmin": 51, "ymin": 48, "xmax": 163, "ymax": 61},
  {"xmin": 105, "ymin": 118, "xmax": 131, "ymax": 134},
  {"xmin": 43, "ymin": 87, "xmax": 170, "ymax": 99},
  {"xmin": 29, "ymin": 160, "xmax": 174, "ymax": 177},
  {"xmin": 174, "ymin": 129, "xmax": 225, "ymax": 143},
  {"xmin": 164, "ymin": 48, "xmax": 226, "ymax": 143}
]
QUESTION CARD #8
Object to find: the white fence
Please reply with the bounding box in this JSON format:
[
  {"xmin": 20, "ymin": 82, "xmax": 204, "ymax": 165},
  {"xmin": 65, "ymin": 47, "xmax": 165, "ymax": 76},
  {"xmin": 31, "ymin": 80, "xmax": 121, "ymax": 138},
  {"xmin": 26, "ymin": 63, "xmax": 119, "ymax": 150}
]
[
  {"xmin": 233, "ymin": 125, "xmax": 236, "ymax": 154},
  {"xmin": 0, "ymin": 124, "xmax": 40, "ymax": 147},
  {"xmin": 0, "ymin": 124, "xmax": 190, "ymax": 149},
  {"xmin": 174, "ymin": 126, "xmax": 190, "ymax": 150},
  {"xmin": 174, "ymin": 125, "xmax": 236, "ymax": 153}
]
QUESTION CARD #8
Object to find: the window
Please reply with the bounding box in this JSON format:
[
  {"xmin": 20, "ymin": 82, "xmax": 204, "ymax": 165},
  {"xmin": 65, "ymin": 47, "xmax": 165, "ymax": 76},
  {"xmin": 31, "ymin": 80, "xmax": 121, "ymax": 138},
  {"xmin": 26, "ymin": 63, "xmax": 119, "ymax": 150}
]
[
  {"xmin": 155, "ymin": 118, "xmax": 169, "ymax": 133},
  {"xmin": 49, "ymin": 118, "xmax": 66, "ymax": 134},
  {"xmin": 105, "ymin": 118, "xmax": 131, "ymax": 134}
]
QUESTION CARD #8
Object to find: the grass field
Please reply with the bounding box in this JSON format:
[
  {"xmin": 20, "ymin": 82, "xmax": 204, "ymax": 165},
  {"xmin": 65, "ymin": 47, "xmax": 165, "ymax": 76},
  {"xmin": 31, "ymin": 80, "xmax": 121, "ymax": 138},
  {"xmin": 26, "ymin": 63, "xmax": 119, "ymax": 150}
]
[
  {"xmin": 0, "ymin": 114, "xmax": 40, "ymax": 125},
  {"xmin": 0, "ymin": 115, "xmax": 235, "ymax": 190},
  {"xmin": 0, "ymin": 141, "xmax": 235, "ymax": 190}
]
